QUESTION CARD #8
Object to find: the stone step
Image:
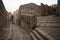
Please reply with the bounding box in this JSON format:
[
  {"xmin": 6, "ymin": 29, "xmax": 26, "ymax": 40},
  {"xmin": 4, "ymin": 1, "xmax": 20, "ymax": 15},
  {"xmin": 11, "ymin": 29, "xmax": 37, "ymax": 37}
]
[
  {"xmin": 37, "ymin": 21, "xmax": 60, "ymax": 23},
  {"xmin": 30, "ymin": 29, "xmax": 53, "ymax": 40},
  {"xmin": 32, "ymin": 30, "xmax": 44, "ymax": 40},
  {"xmin": 37, "ymin": 16, "xmax": 60, "ymax": 22},
  {"xmin": 37, "ymin": 16, "xmax": 60, "ymax": 27},
  {"xmin": 30, "ymin": 32, "xmax": 38, "ymax": 40},
  {"xmin": 37, "ymin": 23, "xmax": 60, "ymax": 27},
  {"xmin": 37, "ymin": 16, "xmax": 60, "ymax": 19},
  {"xmin": 35, "ymin": 28, "xmax": 56, "ymax": 40}
]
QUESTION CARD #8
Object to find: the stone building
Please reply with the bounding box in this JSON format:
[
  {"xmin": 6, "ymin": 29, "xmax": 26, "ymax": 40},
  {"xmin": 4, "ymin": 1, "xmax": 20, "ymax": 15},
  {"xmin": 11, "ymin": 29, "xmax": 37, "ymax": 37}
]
[
  {"xmin": 40, "ymin": 3, "xmax": 57, "ymax": 16},
  {"xmin": 14, "ymin": 3, "xmax": 40, "ymax": 27},
  {"xmin": 0, "ymin": 0, "xmax": 8, "ymax": 30},
  {"xmin": 40, "ymin": 3, "xmax": 50, "ymax": 16},
  {"xmin": 19, "ymin": 3, "xmax": 41, "ymax": 16},
  {"xmin": 58, "ymin": 0, "xmax": 60, "ymax": 15},
  {"xmin": 20, "ymin": 14, "xmax": 37, "ymax": 32},
  {"xmin": 13, "ymin": 9, "xmax": 20, "ymax": 24},
  {"xmin": 58, "ymin": 0, "xmax": 60, "ymax": 6},
  {"xmin": 7, "ymin": 12, "xmax": 12, "ymax": 22},
  {"xmin": 49, "ymin": 4, "xmax": 57, "ymax": 15}
]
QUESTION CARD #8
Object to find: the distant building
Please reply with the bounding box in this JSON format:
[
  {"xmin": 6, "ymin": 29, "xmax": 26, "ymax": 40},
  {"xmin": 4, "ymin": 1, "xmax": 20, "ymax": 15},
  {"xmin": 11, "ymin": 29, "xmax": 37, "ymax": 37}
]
[
  {"xmin": 58, "ymin": 0, "xmax": 60, "ymax": 15},
  {"xmin": 13, "ymin": 9, "xmax": 20, "ymax": 25},
  {"xmin": 58, "ymin": 0, "xmax": 60, "ymax": 6}
]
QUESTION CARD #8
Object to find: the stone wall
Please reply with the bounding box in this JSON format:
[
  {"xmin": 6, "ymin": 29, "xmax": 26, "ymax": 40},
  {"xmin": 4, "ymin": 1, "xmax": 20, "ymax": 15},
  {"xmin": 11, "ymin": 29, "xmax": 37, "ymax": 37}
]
[
  {"xmin": 58, "ymin": 0, "xmax": 60, "ymax": 15},
  {"xmin": 0, "ymin": 0, "xmax": 8, "ymax": 30},
  {"xmin": 40, "ymin": 3, "xmax": 50, "ymax": 16},
  {"xmin": 19, "ymin": 3, "xmax": 41, "ymax": 16},
  {"xmin": 13, "ymin": 9, "xmax": 20, "ymax": 25},
  {"xmin": 20, "ymin": 14, "xmax": 37, "ymax": 32}
]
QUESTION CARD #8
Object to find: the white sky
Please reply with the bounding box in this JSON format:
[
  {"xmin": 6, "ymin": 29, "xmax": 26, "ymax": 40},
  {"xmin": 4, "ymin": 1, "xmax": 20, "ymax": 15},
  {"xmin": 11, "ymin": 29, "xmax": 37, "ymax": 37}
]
[{"xmin": 2, "ymin": 0, "xmax": 57, "ymax": 13}]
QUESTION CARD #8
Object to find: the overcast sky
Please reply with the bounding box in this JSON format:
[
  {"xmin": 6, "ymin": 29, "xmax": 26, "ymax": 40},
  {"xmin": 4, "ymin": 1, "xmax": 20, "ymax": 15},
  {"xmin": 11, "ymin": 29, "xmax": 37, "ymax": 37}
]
[{"xmin": 2, "ymin": 0, "xmax": 57, "ymax": 13}]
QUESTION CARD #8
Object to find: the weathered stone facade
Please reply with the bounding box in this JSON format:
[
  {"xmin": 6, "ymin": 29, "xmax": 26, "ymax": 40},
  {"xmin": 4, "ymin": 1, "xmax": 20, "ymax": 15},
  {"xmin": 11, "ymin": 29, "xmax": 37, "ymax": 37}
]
[
  {"xmin": 20, "ymin": 14, "xmax": 37, "ymax": 32},
  {"xmin": 40, "ymin": 3, "xmax": 50, "ymax": 16},
  {"xmin": 13, "ymin": 10, "xmax": 20, "ymax": 24},
  {"xmin": 19, "ymin": 3, "xmax": 41, "ymax": 16},
  {"xmin": 0, "ymin": 0, "xmax": 8, "ymax": 30},
  {"xmin": 58, "ymin": 0, "xmax": 60, "ymax": 15}
]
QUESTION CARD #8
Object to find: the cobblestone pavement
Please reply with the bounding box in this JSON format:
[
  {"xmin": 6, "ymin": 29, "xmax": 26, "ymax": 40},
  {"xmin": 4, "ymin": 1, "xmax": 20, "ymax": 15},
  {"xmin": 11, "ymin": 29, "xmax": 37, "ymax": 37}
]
[
  {"xmin": 0, "ymin": 22, "xmax": 32, "ymax": 40},
  {"xmin": 0, "ymin": 22, "xmax": 60, "ymax": 40}
]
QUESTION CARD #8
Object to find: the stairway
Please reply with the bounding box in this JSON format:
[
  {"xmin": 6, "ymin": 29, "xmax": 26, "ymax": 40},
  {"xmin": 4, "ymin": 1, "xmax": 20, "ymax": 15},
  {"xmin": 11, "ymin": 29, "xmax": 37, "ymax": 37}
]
[{"xmin": 30, "ymin": 28, "xmax": 56, "ymax": 40}]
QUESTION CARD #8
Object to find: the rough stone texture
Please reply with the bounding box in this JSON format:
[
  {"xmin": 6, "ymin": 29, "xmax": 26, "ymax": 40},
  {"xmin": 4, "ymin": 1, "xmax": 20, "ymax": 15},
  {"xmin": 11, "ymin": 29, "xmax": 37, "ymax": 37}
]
[
  {"xmin": 13, "ymin": 10, "xmax": 20, "ymax": 25},
  {"xmin": 19, "ymin": 3, "xmax": 41, "ymax": 16},
  {"xmin": 40, "ymin": 3, "xmax": 57, "ymax": 16},
  {"xmin": 14, "ymin": 3, "xmax": 41, "ymax": 27},
  {"xmin": 58, "ymin": 0, "xmax": 60, "ymax": 6},
  {"xmin": 37, "ymin": 16, "xmax": 60, "ymax": 27},
  {"xmin": 58, "ymin": 0, "xmax": 60, "ymax": 15},
  {"xmin": 7, "ymin": 12, "xmax": 12, "ymax": 21},
  {"xmin": 0, "ymin": 0, "xmax": 8, "ymax": 30},
  {"xmin": 50, "ymin": 4, "xmax": 57, "ymax": 15},
  {"xmin": 35, "ymin": 26, "xmax": 60, "ymax": 40},
  {"xmin": 0, "ymin": 22, "xmax": 32, "ymax": 40},
  {"xmin": 36, "ymin": 16, "xmax": 60, "ymax": 40},
  {"xmin": 40, "ymin": 3, "xmax": 50, "ymax": 16},
  {"xmin": 20, "ymin": 14, "xmax": 37, "ymax": 32},
  {"xmin": 19, "ymin": 3, "xmax": 57, "ymax": 16},
  {"xmin": 30, "ymin": 28, "xmax": 56, "ymax": 40}
]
